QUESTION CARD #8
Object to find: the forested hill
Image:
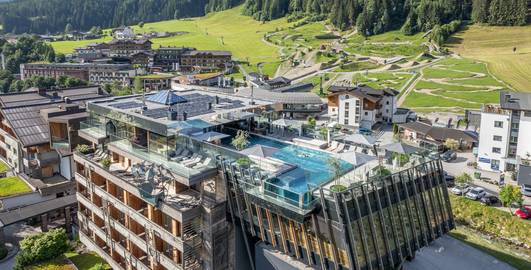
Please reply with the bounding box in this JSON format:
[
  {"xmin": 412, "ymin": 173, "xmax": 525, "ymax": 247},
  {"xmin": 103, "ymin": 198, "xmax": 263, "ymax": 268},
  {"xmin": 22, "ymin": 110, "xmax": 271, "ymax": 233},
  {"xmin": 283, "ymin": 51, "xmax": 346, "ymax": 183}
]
[
  {"xmin": 0, "ymin": 0, "xmax": 528, "ymax": 35},
  {"xmin": 0, "ymin": 0, "xmax": 243, "ymax": 34},
  {"xmin": 243, "ymin": 0, "xmax": 529, "ymax": 35}
]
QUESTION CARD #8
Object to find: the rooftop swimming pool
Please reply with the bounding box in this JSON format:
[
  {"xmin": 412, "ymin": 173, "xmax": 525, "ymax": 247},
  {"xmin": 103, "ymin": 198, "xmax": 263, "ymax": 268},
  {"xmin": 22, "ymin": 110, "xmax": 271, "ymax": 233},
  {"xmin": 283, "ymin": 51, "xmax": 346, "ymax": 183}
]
[{"xmin": 246, "ymin": 135, "xmax": 354, "ymax": 194}]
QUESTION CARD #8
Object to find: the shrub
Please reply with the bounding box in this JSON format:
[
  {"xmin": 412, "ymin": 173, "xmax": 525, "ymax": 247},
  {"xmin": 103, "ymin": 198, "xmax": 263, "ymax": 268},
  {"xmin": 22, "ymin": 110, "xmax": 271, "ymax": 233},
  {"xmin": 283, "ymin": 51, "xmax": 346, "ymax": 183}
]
[
  {"xmin": 236, "ymin": 157, "xmax": 252, "ymax": 167},
  {"xmin": 100, "ymin": 158, "xmax": 112, "ymax": 169},
  {"xmin": 14, "ymin": 228, "xmax": 70, "ymax": 270},
  {"xmin": 0, "ymin": 244, "xmax": 7, "ymax": 260},
  {"xmin": 451, "ymin": 195, "xmax": 531, "ymax": 247},
  {"xmin": 75, "ymin": 144, "xmax": 91, "ymax": 154},
  {"xmin": 372, "ymin": 166, "xmax": 391, "ymax": 177},
  {"xmin": 330, "ymin": 184, "xmax": 347, "ymax": 193},
  {"xmin": 314, "ymin": 33, "xmax": 340, "ymax": 40}
]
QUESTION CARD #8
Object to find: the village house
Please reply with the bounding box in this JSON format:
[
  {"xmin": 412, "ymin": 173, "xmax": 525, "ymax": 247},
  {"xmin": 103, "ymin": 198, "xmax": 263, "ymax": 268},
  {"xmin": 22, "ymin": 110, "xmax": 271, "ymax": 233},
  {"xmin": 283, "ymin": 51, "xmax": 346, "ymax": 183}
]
[{"xmin": 399, "ymin": 121, "xmax": 478, "ymax": 151}]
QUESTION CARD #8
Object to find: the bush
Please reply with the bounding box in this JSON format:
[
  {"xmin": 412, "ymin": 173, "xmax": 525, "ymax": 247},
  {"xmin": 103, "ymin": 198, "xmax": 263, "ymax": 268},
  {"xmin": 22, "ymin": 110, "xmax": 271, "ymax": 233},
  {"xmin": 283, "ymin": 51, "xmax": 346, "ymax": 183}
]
[
  {"xmin": 75, "ymin": 144, "xmax": 91, "ymax": 154},
  {"xmin": 14, "ymin": 228, "xmax": 70, "ymax": 270},
  {"xmin": 372, "ymin": 166, "xmax": 391, "ymax": 177},
  {"xmin": 330, "ymin": 184, "xmax": 347, "ymax": 193},
  {"xmin": 451, "ymin": 195, "xmax": 531, "ymax": 247},
  {"xmin": 100, "ymin": 158, "xmax": 112, "ymax": 169},
  {"xmin": 0, "ymin": 244, "xmax": 7, "ymax": 260},
  {"xmin": 236, "ymin": 157, "xmax": 252, "ymax": 167}
]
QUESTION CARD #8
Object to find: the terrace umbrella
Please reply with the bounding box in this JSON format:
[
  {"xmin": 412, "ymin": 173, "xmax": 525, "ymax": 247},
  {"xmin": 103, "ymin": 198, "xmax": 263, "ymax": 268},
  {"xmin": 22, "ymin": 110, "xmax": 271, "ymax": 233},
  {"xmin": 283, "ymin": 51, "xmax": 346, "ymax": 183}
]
[
  {"xmin": 272, "ymin": 118, "xmax": 303, "ymax": 136},
  {"xmin": 240, "ymin": 144, "xmax": 279, "ymax": 158},
  {"xmin": 338, "ymin": 151, "xmax": 377, "ymax": 167},
  {"xmin": 381, "ymin": 142, "xmax": 422, "ymax": 155},
  {"xmin": 343, "ymin": 133, "xmax": 377, "ymax": 147}
]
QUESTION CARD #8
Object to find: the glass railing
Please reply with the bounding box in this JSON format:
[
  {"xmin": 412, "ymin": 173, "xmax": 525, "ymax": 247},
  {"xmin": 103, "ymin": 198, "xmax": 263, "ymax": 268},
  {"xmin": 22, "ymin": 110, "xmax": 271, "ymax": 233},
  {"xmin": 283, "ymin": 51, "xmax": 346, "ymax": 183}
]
[
  {"xmin": 108, "ymin": 134, "xmax": 216, "ymax": 179},
  {"xmin": 51, "ymin": 136, "xmax": 70, "ymax": 150},
  {"xmin": 79, "ymin": 121, "xmax": 106, "ymax": 139}
]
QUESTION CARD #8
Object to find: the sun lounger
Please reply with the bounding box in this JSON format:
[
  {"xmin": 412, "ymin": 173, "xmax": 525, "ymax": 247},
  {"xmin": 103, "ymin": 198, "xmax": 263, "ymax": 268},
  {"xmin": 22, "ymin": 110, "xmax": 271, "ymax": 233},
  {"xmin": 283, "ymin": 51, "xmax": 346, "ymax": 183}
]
[
  {"xmin": 183, "ymin": 155, "xmax": 202, "ymax": 167},
  {"xmin": 173, "ymin": 150, "xmax": 191, "ymax": 161},
  {"xmin": 334, "ymin": 143, "xmax": 346, "ymax": 153},
  {"xmin": 326, "ymin": 141, "xmax": 338, "ymax": 151},
  {"xmin": 193, "ymin": 157, "xmax": 212, "ymax": 170}
]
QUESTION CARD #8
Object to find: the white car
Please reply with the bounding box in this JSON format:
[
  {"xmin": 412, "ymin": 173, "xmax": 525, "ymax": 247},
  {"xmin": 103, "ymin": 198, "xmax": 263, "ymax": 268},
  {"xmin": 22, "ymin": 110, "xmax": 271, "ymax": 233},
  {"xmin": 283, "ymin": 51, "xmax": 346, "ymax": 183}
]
[
  {"xmin": 466, "ymin": 187, "xmax": 486, "ymax": 200},
  {"xmin": 451, "ymin": 184, "xmax": 470, "ymax": 195}
]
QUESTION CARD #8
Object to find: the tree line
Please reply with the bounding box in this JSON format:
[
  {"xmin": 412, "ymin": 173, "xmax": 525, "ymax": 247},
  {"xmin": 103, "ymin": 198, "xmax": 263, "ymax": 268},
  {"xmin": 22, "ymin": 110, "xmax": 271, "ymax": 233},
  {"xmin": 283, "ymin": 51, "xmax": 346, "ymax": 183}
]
[
  {"xmin": 0, "ymin": 0, "xmax": 241, "ymax": 34},
  {"xmin": 1, "ymin": 0, "xmax": 526, "ymax": 35},
  {"xmin": 242, "ymin": 0, "xmax": 528, "ymax": 36}
]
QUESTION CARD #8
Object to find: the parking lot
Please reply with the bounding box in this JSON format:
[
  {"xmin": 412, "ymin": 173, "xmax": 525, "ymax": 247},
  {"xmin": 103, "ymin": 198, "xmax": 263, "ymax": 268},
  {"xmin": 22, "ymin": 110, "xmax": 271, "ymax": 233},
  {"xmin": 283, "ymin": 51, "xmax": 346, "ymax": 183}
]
[{"xmin": 442, "ymin": 151, "xmax": 531, "ymax": 207}]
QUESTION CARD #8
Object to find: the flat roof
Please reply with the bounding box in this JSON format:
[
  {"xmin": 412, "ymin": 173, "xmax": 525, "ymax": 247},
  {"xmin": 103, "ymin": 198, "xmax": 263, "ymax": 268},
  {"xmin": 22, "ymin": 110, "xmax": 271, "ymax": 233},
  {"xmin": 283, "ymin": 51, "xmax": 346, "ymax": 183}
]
[
  {"xmin": 236, "ymin": 87, "xmax": 323, "ymax": 105},
  {"xmin": 89, "ymin": 89, "xmax": 272, "ymax": 135}
]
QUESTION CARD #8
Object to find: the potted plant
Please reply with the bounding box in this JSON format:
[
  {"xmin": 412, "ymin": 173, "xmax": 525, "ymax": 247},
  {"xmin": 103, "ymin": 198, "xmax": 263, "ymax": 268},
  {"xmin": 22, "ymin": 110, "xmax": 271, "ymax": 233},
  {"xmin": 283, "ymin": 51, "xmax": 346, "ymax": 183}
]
[
  {"xmin": 236, "ymin": 157, "xmax": 252, "ymax": 168},
  {"xmin": 231, "ymin": 130, "xmax": 250, "ymax": 151},
  {"xmin": 328, "ymin": 157, "xmax": 347, "ymax": 193},
  {"xmin": 101, "ymin": 158, "xmax": 112, "ymax": 169},
  {"xmin": 75, "ymin": 144, "xmax": 92, "ymax": 155}
]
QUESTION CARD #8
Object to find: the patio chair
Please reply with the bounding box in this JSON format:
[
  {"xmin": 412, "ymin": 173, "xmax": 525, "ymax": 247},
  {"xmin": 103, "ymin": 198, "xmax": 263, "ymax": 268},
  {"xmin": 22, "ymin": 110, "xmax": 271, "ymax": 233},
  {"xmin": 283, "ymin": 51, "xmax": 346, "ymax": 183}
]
[
  {"xmin": 193, "ymin": 158, "xmax": 212, "ymax": 170},
  {"xmin": 326, "ymin": 141, "xmax": 338, "ymax": 152},
  {"xmin": 180, "ymin": 153, "xmax": 198, "ymax": 163},
  {"xmin": 183, "ymin": 155, "xmax": 202, "ymax": 167},
  {"xmin": 94, "ymin": 152, "xmax": 108, "ymax": 162},
  {"xmin": 173, "ymin": 150, "xmax": 190, "ymax": 161},
  {"xmin": 91, "ymin": 149, "xmax": 103, "ymax": 158}
]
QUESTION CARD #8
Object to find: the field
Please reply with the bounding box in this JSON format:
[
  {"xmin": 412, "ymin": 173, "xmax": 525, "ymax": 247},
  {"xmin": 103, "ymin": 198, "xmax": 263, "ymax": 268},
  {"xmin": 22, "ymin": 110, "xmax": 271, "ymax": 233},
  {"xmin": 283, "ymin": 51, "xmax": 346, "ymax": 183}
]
[
  {"xmin": 51, "ymin": 7, "xmax": 291, "ymax": 68},
  {"xmin": 448, "ymin": 25, "xmax": 531, "ymax": 92},
  {"xmin": 344, "ymin": 30, "xmax": 428, "ymax": 59},
  {"xmin": 402, "ymin": 58, "xmax": 504, "ymax": 111},
  {"xmin": 0, "ymin": 176, "xmax": 31, "ymax": 197},
  {"xmin": 352, "ymin": 71, "xmax": 414, "ymax": 91}
]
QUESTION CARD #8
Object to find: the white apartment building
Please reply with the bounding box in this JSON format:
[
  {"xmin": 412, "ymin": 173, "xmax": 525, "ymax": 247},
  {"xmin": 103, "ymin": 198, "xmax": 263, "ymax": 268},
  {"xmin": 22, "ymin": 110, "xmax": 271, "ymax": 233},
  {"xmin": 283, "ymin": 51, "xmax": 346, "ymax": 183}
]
[
  {"xmin": 477, "ymin": 92, "xmax": 531, "ymax": 172},
  {"xmin": 328, "ymin": 85, "xmax": 398, "ymax": 129}
]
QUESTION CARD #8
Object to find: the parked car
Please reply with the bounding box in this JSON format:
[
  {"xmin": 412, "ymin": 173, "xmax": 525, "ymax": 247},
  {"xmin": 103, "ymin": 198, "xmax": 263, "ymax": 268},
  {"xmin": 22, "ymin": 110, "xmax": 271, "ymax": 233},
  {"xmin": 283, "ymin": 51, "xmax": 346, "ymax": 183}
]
[
  {"xmin": 480, "ymin": 194, "xmax": 500, "ymax": 206},
  {"xmin": 444, "ymin": 171, "xmax": 455, "ymax": 187},
  {"xmin": 514, "ymin": 206, "xmax": 531, "ymax": 219},
  {"xmin": 451, "ymin": 184, "xmax": 470, "ymax": 195},
  {"xmin": 466, "ymin": 187, "xmax": 486, "ymax": 200},
  {"xmin": 521, "ymin": 184, "xmax": 531, "ymax": 197},
  {"xmin": 441, "ymin": 150, "xmax": 457, "ymax": 162}
]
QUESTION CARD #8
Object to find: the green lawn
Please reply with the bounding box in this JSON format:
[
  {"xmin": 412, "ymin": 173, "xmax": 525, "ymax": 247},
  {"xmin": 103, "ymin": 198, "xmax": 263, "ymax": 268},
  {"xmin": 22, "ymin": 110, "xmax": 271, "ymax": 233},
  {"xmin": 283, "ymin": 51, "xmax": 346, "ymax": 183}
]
[
  {"xmin": 352, "ymin": 71, "xmax": 413, "ymax": 90},
  {"xmin": 403, "ymin": 57, "xmax": 503, "ymax": 111},
  {"xmin": 268, "ymin": 21, "xmax": 329, "ymax": 49},
  {"xmin": 450, "ymin": 226, "xmax": 531, "ymax": 270},
  {"xmin": 344, "ymin": 30, "xmax": 427, "ymax": 59},
  {"xmin": 0, "ymin": 176, "xmax": 32, "ymax": 197},
  {"xmin": 51, "ymin": 7, "xmax": 291, "ymax": 67},
  {"xmin": 28, "ymin": 257, "xmax": 75, "ymax": 270},
  {"xmin": 335, "ymin": 61, "xmax": 381, "ymax": 72},
  {"xmin": 65, "ymin": 252, "xmax": 111, "ymax": 270},
  {"xmin": 0, "ymin": 160, "xmax": 9, "ymax": 173}
]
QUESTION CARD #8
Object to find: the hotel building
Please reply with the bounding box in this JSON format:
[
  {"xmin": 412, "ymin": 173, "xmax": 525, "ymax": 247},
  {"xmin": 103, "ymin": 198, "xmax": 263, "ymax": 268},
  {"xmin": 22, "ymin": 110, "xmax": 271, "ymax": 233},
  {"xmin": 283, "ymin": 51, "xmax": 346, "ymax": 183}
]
[{"xmin": 75, "ymin": 89, "xmax": 454, "ymax": 270}]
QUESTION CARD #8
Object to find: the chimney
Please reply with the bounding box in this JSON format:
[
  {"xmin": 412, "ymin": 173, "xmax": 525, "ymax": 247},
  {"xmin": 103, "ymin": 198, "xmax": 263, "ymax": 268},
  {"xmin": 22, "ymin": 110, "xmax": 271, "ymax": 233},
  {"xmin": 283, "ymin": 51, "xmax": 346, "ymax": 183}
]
[
  {"xmin": 215, "ymin": 95, "xmax": 219, "ymax": 104},
  {"xmin": 52, "ymin": 92, "xmax": 59, "ymax": 99},
  {"xmin": 167, "ymin": 109, "xmax": 178, "ymax": 121},
  {"xmin": 208, "ymin": 102, "xmax": 212, "ymax": 110},
  {"xmin": 64, "ymin": 97, "xmax": 72, "ymax": 104},
  {"xmin": 182, "ymin": 111, "xmax": 187, "ymax": 121}
]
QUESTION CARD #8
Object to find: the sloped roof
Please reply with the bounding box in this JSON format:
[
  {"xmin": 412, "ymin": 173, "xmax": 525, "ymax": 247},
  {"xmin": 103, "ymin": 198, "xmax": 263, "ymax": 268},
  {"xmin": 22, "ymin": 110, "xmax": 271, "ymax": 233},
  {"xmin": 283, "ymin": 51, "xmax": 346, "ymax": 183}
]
[
  {"xmin": 338, "ymin": 151, "xmax": 377, "ymax": 166},
  {"xmin": 343, "ymin": 133, "xmax": 377, "ymax": 146},
  {"xmin": 146, "ymin": 90, "xmax": 187, "ymax": 105},
  {"xmin": 400, "ymin": 122, "xmax": 478, "ymax": 143}
]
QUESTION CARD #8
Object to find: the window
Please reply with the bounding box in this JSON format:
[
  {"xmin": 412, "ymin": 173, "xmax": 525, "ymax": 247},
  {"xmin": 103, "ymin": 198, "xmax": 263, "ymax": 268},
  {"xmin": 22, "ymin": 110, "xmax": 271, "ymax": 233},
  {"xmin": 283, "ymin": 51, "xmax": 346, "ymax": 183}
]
[
  {"xmin": 494, "ymin": 121, "xmax": 504, "ymax": 128},
  {"xmin": 365, "ymin": 112, "xmax": 369, "ymax": 116},
  {"xmin": 492, "ymin": 147, "xmax": 501, "ymax": 154},
  {"xmin": 386, "ymin": 101, "xmax": 390, "ymax": 105},
  {"xmin": 493, "ymin": 135, "xmax": 502, "ymax": 141}
]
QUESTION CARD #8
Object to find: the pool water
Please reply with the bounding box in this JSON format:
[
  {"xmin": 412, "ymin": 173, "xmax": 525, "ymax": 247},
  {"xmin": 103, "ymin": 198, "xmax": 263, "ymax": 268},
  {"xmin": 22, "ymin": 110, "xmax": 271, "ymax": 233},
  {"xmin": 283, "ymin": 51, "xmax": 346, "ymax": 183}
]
[{"xmin": 247, "ymin": 136, "xmax": 354, "ymax": 194}]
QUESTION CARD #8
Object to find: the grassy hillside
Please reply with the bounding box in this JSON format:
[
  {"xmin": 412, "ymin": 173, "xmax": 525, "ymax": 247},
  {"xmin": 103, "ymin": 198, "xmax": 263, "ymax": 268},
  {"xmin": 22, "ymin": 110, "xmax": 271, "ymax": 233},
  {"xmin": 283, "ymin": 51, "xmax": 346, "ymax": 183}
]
[
  {"xmin": 51, "ymin": 7, "xmax": 291, "ymax": 67},
  {"xmin": 403, "ymin": 58, "xmax": 504, "ymax": 112},
  {"xmin": 448, "ymin": 25, "xmax": 531, "ymax": 92}
]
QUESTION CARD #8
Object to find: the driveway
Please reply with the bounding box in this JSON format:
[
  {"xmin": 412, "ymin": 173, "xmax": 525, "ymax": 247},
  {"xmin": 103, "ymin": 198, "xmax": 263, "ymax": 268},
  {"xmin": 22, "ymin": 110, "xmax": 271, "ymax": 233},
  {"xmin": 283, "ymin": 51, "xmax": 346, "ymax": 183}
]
[
  {"xmin": 442, "ymin": 151, "xmax": 531, "ymax": 205},
  {"xmin": 405, "ymin": 235, "xmax": 515, "ymax": 270}
]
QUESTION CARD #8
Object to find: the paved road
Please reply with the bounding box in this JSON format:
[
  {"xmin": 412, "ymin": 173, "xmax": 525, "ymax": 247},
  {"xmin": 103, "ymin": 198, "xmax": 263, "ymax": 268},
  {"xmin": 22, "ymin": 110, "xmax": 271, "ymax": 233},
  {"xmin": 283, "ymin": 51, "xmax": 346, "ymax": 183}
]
[{"xmin": 405, "ymin": 235, "xmax": 515, "ymax": 270}]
